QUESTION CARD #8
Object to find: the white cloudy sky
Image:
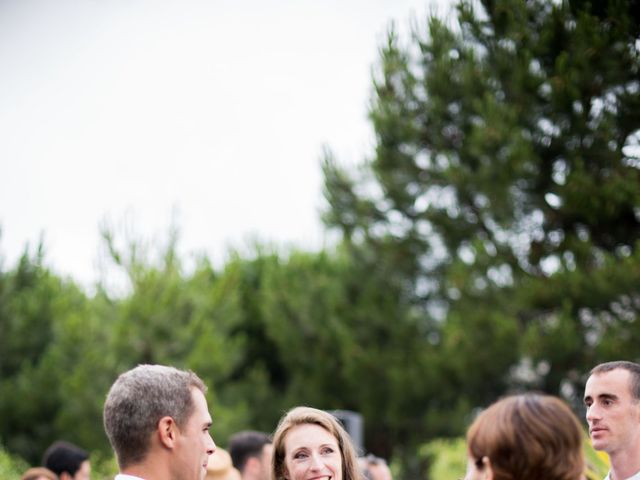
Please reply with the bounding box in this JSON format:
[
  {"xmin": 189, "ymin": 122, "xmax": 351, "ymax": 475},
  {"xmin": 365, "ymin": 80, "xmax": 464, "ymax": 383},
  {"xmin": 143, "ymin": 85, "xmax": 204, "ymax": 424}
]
[{"xmin": 0, "ymin": 0, "xmax": 453, "ymax": 288}]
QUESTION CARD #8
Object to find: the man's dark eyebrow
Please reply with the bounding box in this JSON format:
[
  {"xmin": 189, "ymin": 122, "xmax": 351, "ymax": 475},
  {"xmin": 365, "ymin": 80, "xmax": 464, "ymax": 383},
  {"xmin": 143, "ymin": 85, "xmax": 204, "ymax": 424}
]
[
  {"xmin": 584, "ymin": 393, "xmax": 618, "ymax": 403},
  {"xmin": 598, "ymin": 393, "xmax": 619, "ymax": 401},
  {"xmin": 584, "ymin": 393, "xmax": 619, "ymax": 403}
]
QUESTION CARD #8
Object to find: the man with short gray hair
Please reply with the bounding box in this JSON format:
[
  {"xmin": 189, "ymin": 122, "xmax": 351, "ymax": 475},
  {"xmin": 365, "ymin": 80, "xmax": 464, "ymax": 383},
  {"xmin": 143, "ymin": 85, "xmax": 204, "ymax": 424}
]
[
  {"xmin": 103, "ymin": 364, "xmax": 216, "ymax": 480},
  {"xmin": 584, "ymin": 360, "xmax": 640, "ymax": 480}
]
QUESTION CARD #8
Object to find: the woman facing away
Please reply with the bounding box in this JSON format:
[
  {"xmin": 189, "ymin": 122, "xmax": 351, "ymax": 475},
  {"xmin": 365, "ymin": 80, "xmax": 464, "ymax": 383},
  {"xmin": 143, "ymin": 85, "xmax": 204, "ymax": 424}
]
[
  {"xmin": 271, "ymin": 406, "xmax": 361, "ymax": 480},
  {"xmin": 463, "ymin": 393, "xmax": 585, "ymax": 480}
]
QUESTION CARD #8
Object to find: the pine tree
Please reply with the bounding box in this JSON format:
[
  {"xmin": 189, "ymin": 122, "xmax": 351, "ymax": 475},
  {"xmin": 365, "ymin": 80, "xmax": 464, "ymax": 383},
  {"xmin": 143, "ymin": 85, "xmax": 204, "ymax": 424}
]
[{"xmin": 323, "ymin": 0, "xmax": 640, "ymax": 409}]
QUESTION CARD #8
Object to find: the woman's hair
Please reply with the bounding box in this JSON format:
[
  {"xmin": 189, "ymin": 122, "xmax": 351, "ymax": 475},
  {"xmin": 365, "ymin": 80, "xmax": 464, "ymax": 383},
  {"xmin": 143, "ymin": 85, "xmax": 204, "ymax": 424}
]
[
  {"xmin": 272, "ymin": 406, "xmax": 360, "ymax": 480},
  {"xmin": 466, "ymin": 393, "xmax": 584, "ymax": 480}
]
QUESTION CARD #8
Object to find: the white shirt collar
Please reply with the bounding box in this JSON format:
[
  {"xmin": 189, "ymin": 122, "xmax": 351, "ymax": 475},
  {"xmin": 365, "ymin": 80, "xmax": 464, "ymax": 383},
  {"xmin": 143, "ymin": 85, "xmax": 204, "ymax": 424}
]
[{"xmin": 604, "ymin": 470, "xmax": 640, "ymax": 480}]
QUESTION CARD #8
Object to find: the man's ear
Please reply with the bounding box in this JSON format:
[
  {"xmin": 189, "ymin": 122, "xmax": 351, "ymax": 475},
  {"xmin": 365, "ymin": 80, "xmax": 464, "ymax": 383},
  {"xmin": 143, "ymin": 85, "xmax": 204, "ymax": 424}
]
[
  {"xmin": 158, "ymin": 415, "xmax": 179, "ymax": 449},
  {"xmin": 245, "ymin": 457, "xmax": 260, "ymax": 476},
  {"xmin": 633, "ymin": 400, "xmax": 640, "ymax": 422},
  {"xmin": 60, "ymin": 473, "xmax": 72, "ymax": 480}
]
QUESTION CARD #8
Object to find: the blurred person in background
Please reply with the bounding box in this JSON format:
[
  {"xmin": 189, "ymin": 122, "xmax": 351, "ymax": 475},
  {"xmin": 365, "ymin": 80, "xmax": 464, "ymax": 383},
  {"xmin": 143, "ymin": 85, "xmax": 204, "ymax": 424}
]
[
  {"xmin": 42, "ymin": 441, "xmax": 90, "ymax": 480},
  {"xmin": 358, "ymin": 454, "xmax": 392, "ymax": 480},
  {"xmin": 206, "ymin": 448, "xmax": 241, "ymax": 480},
  {"xmin": 271, "ymin": 406, "xmax": 360, "ymax": 480},
  {"xmin": 228, "ymin": 431, "xmax": 272, "ymax": 480},
  {"xmin": 464, "ymin": 393, "xmax": 584, "ymax": 480}
]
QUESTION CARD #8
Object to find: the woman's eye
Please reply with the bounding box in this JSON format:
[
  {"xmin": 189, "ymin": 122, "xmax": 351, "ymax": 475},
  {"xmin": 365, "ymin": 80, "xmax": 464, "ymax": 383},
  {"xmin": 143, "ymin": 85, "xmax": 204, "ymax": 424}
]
[
  {"xmin": 321, "ymin": 448, "xmax": 334, "ymax": 455},
  {"xmin": 294, "ymin": 452, "xmax": 307, "ymax": 459}
]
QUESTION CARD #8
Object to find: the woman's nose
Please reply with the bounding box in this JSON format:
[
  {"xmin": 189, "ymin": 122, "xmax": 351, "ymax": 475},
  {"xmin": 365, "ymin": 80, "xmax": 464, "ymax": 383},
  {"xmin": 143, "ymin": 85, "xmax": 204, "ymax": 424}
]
[{"xmin": 309, "ymin": 453, "xmax": 324, "ymax": 470}]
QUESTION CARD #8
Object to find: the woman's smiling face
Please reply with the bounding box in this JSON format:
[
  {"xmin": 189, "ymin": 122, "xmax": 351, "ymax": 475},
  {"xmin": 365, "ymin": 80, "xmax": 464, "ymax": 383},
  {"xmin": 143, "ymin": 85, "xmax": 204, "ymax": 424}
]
[{"xmin": 283, "ymin": 423, "xmax": 342, "ymax": 480}]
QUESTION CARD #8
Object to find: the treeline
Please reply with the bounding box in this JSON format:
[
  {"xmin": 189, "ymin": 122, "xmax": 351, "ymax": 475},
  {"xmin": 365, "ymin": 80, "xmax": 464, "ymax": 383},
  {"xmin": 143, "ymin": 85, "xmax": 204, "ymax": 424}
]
[
  {"xmin": 2, "ymin": 0, "xmax": 640, "ymax": 478},
  {"xmin": 0, "ymin": 235, "xmax": 442, "ymax": 468}
]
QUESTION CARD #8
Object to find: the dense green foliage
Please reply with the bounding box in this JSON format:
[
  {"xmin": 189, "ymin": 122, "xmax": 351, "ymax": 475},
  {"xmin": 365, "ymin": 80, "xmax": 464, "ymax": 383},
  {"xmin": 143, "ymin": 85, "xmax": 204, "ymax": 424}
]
[
  {"xmin": 0, "ymin": 445, "xmax": 27, "ymax": 480},
  {"xmin": 1, "ymin": 0, "xmax": 639, "ymax": 478},
  {"xmin": 0, "ymin": 236, "xmax": 432, "ymax": 471}
]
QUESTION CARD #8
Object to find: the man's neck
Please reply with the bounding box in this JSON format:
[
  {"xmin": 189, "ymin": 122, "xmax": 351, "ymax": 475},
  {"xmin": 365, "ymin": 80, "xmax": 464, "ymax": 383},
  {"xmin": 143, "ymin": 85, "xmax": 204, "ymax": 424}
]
[
  {"xmin": 242, "ymin": 469, "xmax": 266, "ymax": 480},
  {"xmin": 121, "ymin": 462, "xmax": 170, "ymax": 480},
  {"xmin": 610, "ymin": 448, "xmax": 640, "ymax": 480}
]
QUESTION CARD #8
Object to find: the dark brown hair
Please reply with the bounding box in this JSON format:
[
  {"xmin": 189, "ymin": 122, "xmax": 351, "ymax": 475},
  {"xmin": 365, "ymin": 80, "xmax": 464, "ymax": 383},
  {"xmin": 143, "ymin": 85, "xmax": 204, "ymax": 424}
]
[{"xmin": 229, "ymin": 430, "xmax": 271, "ymax": 472}]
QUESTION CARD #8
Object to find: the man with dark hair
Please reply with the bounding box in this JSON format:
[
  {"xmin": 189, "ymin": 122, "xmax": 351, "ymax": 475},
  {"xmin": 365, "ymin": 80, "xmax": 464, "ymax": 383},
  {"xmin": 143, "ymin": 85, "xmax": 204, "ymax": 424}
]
[
  {"xmin": 103, "ymin": 364, "xmax": 216, "ymax": 480},
  {"xmin": 228, "ymin": 431, "xmax": 272, "ymax": 480},
  {"xmin": 584, "ymin": 360, "xmax": 640, "ymax": 480},
  {"xmin": 42, "ymin": 440, "xmax": 90, "ymax": 480}
]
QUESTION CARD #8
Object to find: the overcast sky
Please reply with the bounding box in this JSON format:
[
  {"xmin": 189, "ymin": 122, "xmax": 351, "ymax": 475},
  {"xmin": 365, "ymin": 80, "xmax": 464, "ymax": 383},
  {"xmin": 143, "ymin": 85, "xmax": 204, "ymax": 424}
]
[{"xmin": 0, "ymin": 0, "xmax": 453, "ymax": 289}]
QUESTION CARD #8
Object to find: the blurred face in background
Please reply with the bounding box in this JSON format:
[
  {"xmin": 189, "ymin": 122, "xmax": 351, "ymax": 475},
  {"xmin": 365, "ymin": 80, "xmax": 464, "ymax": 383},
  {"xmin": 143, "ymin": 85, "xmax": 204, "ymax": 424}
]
[
  {"xmin": 368, "ymin": 462, "xmax": 391, "ymax": 480},
  {"xmin": 258, "ymin": 444, "xmax": 274, "ymax": 480},
  {"xmin": 72, "ymin": 461, "xmax": 90, "ymax": 480}
]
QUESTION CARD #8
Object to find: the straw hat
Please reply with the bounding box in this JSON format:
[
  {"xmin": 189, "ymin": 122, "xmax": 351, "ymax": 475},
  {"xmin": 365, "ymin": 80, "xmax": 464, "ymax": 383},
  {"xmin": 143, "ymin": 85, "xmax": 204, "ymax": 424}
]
[
  {"xmin": 206, "ymin": 448, "xmax": 242, "ymax": 480},
  {"xmin": 21, "ymin": 467, "xmax": 58, "ymax": 480}
]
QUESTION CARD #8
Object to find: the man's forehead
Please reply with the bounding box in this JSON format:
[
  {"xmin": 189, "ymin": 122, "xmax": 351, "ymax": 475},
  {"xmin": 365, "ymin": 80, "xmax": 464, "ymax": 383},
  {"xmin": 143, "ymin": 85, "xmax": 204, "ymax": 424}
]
[{"xmin": 586, "ymin": 369, "xmax": 632, "ymax": 395}]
